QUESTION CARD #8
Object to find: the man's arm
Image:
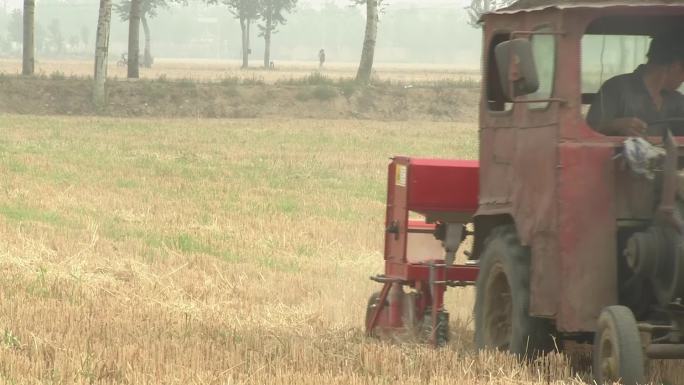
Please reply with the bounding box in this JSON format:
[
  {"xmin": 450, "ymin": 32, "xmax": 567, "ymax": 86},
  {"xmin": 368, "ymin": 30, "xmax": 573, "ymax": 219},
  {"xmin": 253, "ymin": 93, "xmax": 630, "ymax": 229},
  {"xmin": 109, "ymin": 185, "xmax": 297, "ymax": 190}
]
[
  {"xmin": 594, "ymin": 117, "xmax": 648, "ymax": 136},
  {"xmin": 587, "ymin": 79, "xmax": 620, "ymax": 132},
  {"xmin": 671, "ymin": 92, "xmax": 684, "ymax": 134},
  {"xmin": 587, "ymin": 78, "xmax": 647, "ymax": 136},
  {"xmin": 676, "ymin": 92, "xmax": 684, "ymax": 116}
]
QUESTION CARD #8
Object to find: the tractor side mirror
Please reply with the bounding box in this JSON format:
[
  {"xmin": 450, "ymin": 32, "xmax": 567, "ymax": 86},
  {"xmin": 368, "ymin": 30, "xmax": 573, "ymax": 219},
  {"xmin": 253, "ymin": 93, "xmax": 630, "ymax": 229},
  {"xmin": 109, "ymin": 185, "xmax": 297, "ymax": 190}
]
[{"xmin": 495, "ymin": 38, "xmax": 540, "ymax": 99}]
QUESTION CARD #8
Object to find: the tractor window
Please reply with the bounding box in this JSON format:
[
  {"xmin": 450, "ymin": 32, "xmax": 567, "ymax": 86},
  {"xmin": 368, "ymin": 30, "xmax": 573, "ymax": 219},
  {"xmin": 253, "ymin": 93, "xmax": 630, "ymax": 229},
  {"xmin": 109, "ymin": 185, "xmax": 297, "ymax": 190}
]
[
  {"xmin": 486, "ymin": 32, "xmax": 512, "ymax": 112},
  {"xmin": 528, "ymin": 26, "xmax": 556, "ymax": 109},
  {"xmin": 581, "ymin": 34, "xmax": 651, "ymax": 116},
  {"xmin": 580, "ymin": 14, "xmax": 683, "ymax": 114},
  {"xmin": 581, "ymin": 34, "xmax": 650, "ymax": 97}
]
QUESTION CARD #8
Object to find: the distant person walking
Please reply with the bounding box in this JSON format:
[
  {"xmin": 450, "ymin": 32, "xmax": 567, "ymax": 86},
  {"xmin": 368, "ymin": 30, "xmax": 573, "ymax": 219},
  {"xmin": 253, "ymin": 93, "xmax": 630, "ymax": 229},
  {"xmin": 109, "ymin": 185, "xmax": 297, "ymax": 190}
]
[{"xmin": 318, "ymin": 49, "xmax": 326, "ymax": 69}]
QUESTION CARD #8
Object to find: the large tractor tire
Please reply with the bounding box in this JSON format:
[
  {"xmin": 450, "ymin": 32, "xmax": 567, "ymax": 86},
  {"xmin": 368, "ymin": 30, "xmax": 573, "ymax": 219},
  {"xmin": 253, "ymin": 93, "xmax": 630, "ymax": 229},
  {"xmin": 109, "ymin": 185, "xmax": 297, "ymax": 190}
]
[
  {"xmin": 593, "ymin": 305, "xmax": 645, "ymax": 385},
  {"xmin": 474, "ymin": 225, "xmax": 555, "ymax": 357}
]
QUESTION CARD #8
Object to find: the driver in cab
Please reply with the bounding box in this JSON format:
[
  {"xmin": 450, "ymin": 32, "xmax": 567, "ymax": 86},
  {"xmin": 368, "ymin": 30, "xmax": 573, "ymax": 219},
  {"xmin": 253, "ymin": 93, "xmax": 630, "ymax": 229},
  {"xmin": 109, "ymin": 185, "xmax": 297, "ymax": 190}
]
[{"xmin": 587, "ymin": 30, "xmax": 684, "ymax": 136}]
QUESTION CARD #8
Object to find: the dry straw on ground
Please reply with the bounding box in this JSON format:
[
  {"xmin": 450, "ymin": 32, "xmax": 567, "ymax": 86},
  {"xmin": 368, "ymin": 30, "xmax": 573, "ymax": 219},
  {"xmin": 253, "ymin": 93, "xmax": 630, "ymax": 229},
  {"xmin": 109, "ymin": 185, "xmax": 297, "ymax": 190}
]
[{"xmin": 0, "ymin": 114, "xmax": 680, "ymax": 384}]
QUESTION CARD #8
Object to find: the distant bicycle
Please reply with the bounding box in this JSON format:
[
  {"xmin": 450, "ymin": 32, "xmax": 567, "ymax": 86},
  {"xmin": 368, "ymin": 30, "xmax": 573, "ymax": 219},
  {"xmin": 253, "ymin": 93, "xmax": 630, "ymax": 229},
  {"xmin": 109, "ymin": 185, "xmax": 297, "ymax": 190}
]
[
  {"xmin": 117, "ymin": 54, "xmax": 146, "ymax": 68},
  {"xmin": 116, "ymin": 53, "xmax": 127, "ymax": 67}
]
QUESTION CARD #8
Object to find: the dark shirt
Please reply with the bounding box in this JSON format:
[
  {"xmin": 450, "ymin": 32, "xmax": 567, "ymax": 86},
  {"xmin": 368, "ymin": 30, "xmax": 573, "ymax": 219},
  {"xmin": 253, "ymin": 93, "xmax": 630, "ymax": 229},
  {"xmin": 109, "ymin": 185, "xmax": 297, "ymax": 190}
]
[{"xmin": 587, "ymin": 65, "xmax": 684, "ymax": 135}]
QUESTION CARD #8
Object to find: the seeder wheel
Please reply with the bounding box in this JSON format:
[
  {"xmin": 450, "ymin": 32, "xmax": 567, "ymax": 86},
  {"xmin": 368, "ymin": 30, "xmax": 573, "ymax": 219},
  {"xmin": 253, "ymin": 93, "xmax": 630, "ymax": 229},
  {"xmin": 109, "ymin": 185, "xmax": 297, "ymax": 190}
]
[
  {"xmin": 593, "ymin": 305, "xmax": 645, "ymax": 385},
  {"xmin": 365, "ymin": 290, "xmax": 449, "ymax": 346},
  {"xmin": 365, "ymin": 291, "xmax": 385, "ymax": 336},
  {"xmin": 423, "ymin": 309, "xmax": 450, "ymax": 347}
]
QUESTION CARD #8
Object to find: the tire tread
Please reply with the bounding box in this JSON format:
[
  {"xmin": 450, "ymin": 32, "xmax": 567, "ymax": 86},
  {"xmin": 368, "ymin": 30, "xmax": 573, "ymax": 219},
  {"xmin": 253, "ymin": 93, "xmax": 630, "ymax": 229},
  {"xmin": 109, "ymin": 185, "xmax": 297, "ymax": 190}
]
[{"xmin": 474, "ymin": 224, "xmax": 555, "ymax": 356}]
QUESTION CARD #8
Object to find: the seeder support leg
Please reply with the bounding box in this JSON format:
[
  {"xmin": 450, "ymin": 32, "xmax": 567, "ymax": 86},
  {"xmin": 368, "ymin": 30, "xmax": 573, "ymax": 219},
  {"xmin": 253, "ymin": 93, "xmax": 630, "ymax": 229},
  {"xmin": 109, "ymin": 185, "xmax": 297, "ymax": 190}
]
[
  {"xmin": 430, "ymin": 262, "xmax": 447, "ymax": 347},
  {"xmin": 366, "ymin": 282, "xmax": 391, "ymax": 335}
]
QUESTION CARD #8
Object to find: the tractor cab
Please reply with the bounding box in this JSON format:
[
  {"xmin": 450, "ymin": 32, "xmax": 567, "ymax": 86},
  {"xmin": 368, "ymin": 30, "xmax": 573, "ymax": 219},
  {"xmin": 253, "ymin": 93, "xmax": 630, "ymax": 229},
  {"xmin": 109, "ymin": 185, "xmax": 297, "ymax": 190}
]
[
  {"xmin": 365, "ymin": 1, "xmax": 684, "ymax": 384},
  {"xmin": 479, "ymin": 0, "xmax": 684, "ymax": 329}
]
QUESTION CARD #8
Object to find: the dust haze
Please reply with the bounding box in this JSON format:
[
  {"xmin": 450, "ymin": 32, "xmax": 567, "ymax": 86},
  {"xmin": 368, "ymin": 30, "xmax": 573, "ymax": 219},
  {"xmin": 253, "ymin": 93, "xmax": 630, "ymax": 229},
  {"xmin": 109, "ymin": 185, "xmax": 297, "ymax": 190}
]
[{"xmin": 0, "ymin": 0, "xmax": 482, "ymax": 67}]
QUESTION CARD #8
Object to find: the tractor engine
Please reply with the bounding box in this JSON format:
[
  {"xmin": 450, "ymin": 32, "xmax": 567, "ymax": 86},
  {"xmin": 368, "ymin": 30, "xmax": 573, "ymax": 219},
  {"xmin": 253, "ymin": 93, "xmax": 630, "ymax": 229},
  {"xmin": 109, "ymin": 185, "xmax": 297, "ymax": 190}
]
[
  {"xmin": 621, "ymin": 132, "xmax": 684, "ymax": 310},
  {"xmin": 624, "ymin": 220, "xmax": 684, "ymax": 307}
]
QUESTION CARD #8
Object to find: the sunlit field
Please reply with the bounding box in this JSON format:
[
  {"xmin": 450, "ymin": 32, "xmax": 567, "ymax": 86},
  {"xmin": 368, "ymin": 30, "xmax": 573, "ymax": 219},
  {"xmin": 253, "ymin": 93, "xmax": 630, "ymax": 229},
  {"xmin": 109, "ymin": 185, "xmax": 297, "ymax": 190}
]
[
  {"xmin": 0, "ymin": 114, "xmax": 565, "ymax": 385},
  {"xmin": 2, "ymin": 114, "xmax": 683, "ymax": 384},
  {"xmin": 0, "ymin": 58, "xmax": 480, "ymax": 84}
]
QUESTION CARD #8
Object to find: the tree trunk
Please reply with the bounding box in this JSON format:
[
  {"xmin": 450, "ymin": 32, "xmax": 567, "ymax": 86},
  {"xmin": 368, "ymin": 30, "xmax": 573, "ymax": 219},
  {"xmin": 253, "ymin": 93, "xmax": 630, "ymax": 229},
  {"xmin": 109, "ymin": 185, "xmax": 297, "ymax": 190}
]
[
  {"xmin": 263, "ymin": 13, "xmax": 272, "ymax": 69},
  {"xmin": 141, "ymin": 14, "xmax": 152, "ymax": 68},
  {"xmin": 93, "ymin": 0, "xmax": 111, "ymax": 107},
  {"xmin": 22, "ymin": 0, "xmax": 35, "ymax": 75},
  {"xmin": 240, "ymin": 16, "xmax": 249, "ymax": 69},
  {"xmin": 127, "ymin": 0, "xmax": 141, "ymax": 78},
  {"xmin": 356, "ymin": 0, "xmax": 378, "ymax": 84}
]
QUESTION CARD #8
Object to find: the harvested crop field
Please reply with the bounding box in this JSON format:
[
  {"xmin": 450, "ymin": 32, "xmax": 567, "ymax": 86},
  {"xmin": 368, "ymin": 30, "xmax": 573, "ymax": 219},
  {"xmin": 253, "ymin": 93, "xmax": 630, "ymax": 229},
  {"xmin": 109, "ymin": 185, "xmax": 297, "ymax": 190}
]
[
  {"xmin": 0, "ymin": 114, "xmax": 680, "ymax": 384},
  {"xmin": 0, "ymin": 59, "xmax": 480, "ymax": 85}
]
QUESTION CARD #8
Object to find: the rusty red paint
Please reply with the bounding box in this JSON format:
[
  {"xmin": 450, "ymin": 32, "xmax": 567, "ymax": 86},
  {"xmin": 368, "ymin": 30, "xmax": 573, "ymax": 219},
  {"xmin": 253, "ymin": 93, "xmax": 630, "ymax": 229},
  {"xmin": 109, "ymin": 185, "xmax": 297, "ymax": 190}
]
[
  {"xmin": 407, "ymin": 220, "xmax": 437, "ymax": 231},
  {"xmin": 498, "ymin": 0, "xmax": 684, "ymax": 14},
  {"xmin": 383, "ymin": 262, "xmax": 480, "ymax": 283},
  {"xmin": 478, "ymin": 3, "xmax": 684, "ymax": 332},
  {"xmin": 408, "ymin": 159, "xmax": 479, "ymax": 214},
  {"xmin": 385, "ymin": 157, "xmax": 479, "ymax": 267},
  {"xmin": 372, "ymin": 1, "xmax": 684, "ymax": 338}
]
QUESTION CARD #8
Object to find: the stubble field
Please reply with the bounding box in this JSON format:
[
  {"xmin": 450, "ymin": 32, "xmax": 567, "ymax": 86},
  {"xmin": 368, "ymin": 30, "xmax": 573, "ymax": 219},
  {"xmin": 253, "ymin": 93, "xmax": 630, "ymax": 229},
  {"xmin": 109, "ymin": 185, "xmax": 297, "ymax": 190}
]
[{"xmin": 0, "ymin": 113, "xmax": 605, "ymax": 384}]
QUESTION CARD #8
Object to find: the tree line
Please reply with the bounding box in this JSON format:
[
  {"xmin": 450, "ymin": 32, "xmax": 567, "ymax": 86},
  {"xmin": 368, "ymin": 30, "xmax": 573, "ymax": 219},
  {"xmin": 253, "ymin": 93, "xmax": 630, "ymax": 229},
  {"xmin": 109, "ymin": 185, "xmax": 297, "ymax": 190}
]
[
  {"xmin": 0, "ymin": 3, "xmax": 483, "ymax": 64},
  {"xmin": 16, "ymin": 0, "xmax": 498, "ymax": 107},
  {"xmin": 112, "ymin": 0, "xmax": 299, "ymax": 72},
  {"xmin": 18, "ymin": 0, "xmax": 387, "ymax": 105}
]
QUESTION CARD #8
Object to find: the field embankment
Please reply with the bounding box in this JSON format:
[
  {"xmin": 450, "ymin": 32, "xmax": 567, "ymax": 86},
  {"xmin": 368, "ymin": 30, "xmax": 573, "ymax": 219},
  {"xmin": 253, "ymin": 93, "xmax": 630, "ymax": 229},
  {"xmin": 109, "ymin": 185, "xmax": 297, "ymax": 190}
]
[{"xmin": 0, "ymin": 74, "xmax": 479, "ymax": 121}]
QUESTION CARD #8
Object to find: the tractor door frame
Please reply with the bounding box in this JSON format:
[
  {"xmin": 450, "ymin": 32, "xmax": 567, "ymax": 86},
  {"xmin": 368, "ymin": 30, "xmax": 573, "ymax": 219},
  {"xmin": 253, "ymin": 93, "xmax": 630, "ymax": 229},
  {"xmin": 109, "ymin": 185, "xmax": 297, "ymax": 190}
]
[{"xmin": 477, "ymin": 9, "xmax": 564, "ymax": 322}]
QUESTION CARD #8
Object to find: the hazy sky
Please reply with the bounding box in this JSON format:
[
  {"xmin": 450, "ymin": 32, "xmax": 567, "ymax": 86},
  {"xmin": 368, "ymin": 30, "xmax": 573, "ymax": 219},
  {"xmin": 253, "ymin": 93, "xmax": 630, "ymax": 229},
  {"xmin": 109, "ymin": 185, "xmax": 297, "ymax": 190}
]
[
  {"xmin": 3, "ymin": 0, "xmax": 470, "ymax": 10},
  {"xmin": 303, "ymin": 0, "xmax": 467, "ymax": 5}
]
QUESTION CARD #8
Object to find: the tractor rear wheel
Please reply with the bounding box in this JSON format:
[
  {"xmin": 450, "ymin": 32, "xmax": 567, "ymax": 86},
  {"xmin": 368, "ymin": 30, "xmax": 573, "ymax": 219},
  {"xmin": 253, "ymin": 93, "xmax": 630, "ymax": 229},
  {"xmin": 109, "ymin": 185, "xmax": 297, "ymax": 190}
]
[
  {"xmin": 474, "ymin": 225, "xmax": 555, "ymax": 357},
  {"xmin": 593, "ymin": 305, "xmax": 645, "ymax": 385}
]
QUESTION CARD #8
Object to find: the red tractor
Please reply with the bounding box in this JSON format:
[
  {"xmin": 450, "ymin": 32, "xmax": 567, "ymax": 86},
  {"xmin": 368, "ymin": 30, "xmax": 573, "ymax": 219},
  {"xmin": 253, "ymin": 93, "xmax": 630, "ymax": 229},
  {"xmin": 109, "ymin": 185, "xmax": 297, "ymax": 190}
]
[{"xmin": 365, "ymin": 1, "xmax": 684, "ymax": 384}]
